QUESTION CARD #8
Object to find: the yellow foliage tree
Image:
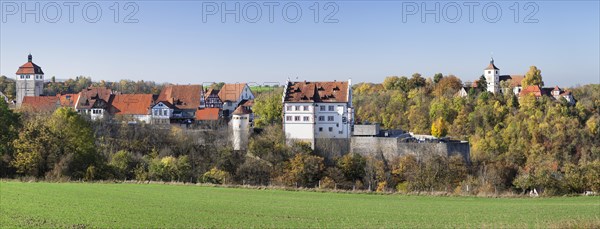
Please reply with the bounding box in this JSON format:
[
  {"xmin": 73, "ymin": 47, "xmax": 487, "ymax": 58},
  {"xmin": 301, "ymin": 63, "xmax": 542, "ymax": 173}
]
[{"xmin": 431, "ymin": 118, "xmax": 448, "ymax": 138}]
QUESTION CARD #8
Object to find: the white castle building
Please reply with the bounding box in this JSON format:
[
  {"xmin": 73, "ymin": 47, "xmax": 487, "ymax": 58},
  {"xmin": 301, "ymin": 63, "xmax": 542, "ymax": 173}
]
[
  {"xmin": 483, "ymin": 58, "xmax": 525, "ymax": 95},
  {"xmin": 282, "ymin": 80, "xmax": 354, "ymax": 148}
]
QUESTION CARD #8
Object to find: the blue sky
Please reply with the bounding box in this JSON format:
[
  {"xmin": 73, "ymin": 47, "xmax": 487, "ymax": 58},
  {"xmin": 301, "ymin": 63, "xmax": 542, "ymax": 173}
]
[{"xmin": 1, "ymin": 1, "xmax": 599, "ymax": 86}]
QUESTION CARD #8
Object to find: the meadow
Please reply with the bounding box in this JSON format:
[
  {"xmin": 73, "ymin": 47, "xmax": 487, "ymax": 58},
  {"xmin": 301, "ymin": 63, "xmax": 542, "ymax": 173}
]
[{"xmin": 1, "ymin": 181, "xmax": 599, "ymax": 228}]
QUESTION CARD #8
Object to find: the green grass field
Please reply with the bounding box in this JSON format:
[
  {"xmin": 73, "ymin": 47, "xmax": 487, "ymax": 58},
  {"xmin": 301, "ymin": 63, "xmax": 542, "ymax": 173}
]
[{"xmin": 1, "ymin": 181, "xmax": 599, "ymax": 228}]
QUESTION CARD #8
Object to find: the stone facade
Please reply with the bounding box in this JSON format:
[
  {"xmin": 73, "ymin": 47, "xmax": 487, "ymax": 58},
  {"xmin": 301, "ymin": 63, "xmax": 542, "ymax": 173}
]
[{"xmin": 350, "ymin": 137, "xmax": 471, "ymax": 163}]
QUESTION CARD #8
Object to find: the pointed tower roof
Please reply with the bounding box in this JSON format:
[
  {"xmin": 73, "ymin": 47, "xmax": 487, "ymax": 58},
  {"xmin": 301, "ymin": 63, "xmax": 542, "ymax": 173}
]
[
  {"xmin": 16, "ymin": 54, "xmax": 44, "ymax": 75},
  {"xmin": 484, "ymin": 58, "xmax": 499, "ymax": 70},
  {"xmin": 232, "ymin": 106, "xmax": 252, "ymax": 115}
]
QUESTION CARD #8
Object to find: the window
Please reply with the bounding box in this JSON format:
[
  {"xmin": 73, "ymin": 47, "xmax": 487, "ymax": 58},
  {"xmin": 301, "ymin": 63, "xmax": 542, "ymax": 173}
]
[
  {"xmin": 286, "ymin": 116, "xmax": 292, "ymax": 121},
  {"xmin": 303, "ymin": 105, "xmax": 309, "ymax": 111},
  {"xmin": 318, "ymin": 116, "xmax": 325, "ymax": 121},
  {"xmin": 328, "ymin": 105, "xmax": 334, "ymax": 111},
  {"xmin": 328, "ymin": 127, "xmax": 333, "ymax": 132},
  {"xmin": 26, "ymin": 75, "xmax": 30, "ymax": 79},
  {"xmin": 294, "ymin": 116, "xmax": 300, "ymax": 121},
  {"xmin": 328, "ymin": 116, "xmax": 334, "ymax": 121},
  {"xmin": 319, "ymin": 127, "xmax": 323, "ymax": 132},
  {"xmin": 320, "ymin": 106, "xmax": 325, "ymax": 111},
  {"xmin": 488, "ymin": 71, "xmax": 491, "ymax": 74},
  {"xmin": 20, "ymin": 75, "xmax": 24, "ymax": 79},
  {"xmin": 295, "ymin": 105, "xmax": 300, "ymax": 111},
  {"xmin": 495, "ymin": 71, "xmax": 498, "ymax": 74},
  {"xmin": 303, "ymin": 116, "xmax": 309, "ymax": 121},
  {"xmin": 286, "ymin": 106, "xmax": 291, "ymax": 111}
]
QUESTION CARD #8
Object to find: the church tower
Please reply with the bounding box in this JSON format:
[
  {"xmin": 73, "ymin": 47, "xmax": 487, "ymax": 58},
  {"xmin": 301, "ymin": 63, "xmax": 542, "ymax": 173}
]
[
  {"xmin": 484, "ymin": 58, "xmax": 500, "ymax": 94},
  {"xmin": 16, "ymin": 54, "xmax": 45, "ymax": 105}
]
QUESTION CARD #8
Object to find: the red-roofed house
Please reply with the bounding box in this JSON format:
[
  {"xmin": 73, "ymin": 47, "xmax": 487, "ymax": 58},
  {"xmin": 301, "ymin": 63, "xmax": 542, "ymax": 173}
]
[
  {"xmin": 110, "ymin": 94, "xmax": 154, "ymax": 123},
  {"xmin": 75, "ymin": 86, "xmax": 116, "ymax": 120},
  {"xmin": 218, "ymin": 83, "xmax": 254, "ymax": 117},
  {"xmin": 157, "ymin": 85, "xmax": 204, "ymax": 122},
  {"xmin": 282, "ymin": 79, "xmax": 354, "ymax": 148}
]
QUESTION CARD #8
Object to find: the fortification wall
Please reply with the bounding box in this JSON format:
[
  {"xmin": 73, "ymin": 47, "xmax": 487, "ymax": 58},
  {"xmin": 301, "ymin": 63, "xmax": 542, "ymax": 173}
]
[{"xmin": 350, "ymin": 137, "xmax": 471, "ymax": 163}]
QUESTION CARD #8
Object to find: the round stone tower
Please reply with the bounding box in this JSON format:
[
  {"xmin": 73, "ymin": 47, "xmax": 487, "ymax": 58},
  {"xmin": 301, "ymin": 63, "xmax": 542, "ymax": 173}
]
[{"xmin": 231, "ymin": 106, "xmax": 252, "ymax": 150}]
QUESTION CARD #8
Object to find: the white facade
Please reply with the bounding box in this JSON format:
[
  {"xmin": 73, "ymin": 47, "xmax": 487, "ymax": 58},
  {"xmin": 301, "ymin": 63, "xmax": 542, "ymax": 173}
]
[
  {"xmin": 78, "ymin": 108, "xmax": 106, "ymax": 120},
  {"xmin": 282, "ymin": 79, "xmax": 353, "ymax": 148},
  {"xmin": 231, "ymin": 113, "xmax": 250, "ymax": 150},
  {"xmin": 151, "ymin": 102, "xmax": 173, "ymax": 124},
  {"xmin": 484, "ymin": 59, "xmax": 500, "ymax": 94}
]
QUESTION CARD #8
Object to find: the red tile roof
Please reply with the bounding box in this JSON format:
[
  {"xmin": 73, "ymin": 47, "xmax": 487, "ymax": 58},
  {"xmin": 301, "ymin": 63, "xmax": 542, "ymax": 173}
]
[
  {"xmin": 157, "ymin": 85, "xmax": 203, "ymax": 110},
  {"xmin": 284, "ymin": 81, "xmax": 349, "ymax": 103},
  {"xmin": 195, "ymin": 108, "xmax": 220, "ymax": 121},
  {"xmin": 232, "ymin": 106, "xmax": 252, "ymax": 115},
  {"xmin": 16, "ymin": 55, "xmax": 44, "ymax": 75},
  {"xmin": 484, "ymin": 59, "xmax": 499, "ymax": 70},
  {"xmin": 76, "ymin": 87, "xmax": 114, "ymax": 109},
  {"xmin": 218, "ymin": 83, "xmax": 248, "ymax": 102},
  {"xmin": 59, "ymin": 94, "xmax": 79, "ymax": 107},
  {"xmin": 110, "ymin": 94, "xmax": 154, "ymax": 115},
  {"xmin": 499, "ymin": 75, "xmax": 524, "ymax": 87},
  {"xmin": 21, "ymin": 96, "xmax": 59, "ymax": 112},
  {"xmin": 519, "ymin": 85, "xmax": 543, "ymax": 97}
]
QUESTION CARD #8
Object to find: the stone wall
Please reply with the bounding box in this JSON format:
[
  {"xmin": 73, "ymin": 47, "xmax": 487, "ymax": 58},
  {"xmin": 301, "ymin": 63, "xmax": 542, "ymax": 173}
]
[{"xmin": 350, "ymin": 137, "xmax": 471, "ymax": 163}]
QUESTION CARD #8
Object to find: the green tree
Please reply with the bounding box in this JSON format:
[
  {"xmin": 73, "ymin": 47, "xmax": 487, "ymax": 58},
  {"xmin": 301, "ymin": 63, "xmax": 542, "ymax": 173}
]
[
  {"xmin": 433, "ymin": 73, "xmax": 443, "ymax": 84},
  {"xmin": 477, "ymin": 75, "xmax": 487, "ymax": 92},
  {"xmin": 284, "ymin": 153, "xmax": 325, "ymax": 187},
  {"xmin": 521, "ymin": 66, "xmax": 544, "ymax": 88},
  {"xmin": 336, "ymin": 153, "xmax": 366, "ymax": 183},
  {"xmin": 0, "ymin": 99, "xmax": 20, "ymax": 176},
  {"xmin": 253, "ymin": 93, "xmax": 283, "ymax": 128}
]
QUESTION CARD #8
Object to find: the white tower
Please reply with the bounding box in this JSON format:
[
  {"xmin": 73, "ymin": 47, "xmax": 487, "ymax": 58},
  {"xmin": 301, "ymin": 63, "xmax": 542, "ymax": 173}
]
[
  {"xmin": 484, "ymin": 58, "xmax": 500, "ymax": 94},
  {"xmin": 16, "ymin": 54, "xmax": 45, "ymax": 105},
  {"xmin": 231, "ymin": 106, "xmax": 252, "ymax": 150}
]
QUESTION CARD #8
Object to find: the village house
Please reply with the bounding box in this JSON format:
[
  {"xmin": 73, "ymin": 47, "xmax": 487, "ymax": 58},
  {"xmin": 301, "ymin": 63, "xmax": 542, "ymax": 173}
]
[
  {"xmin": 204, "ymin": 87, "xmax": 222, "ymax": 108},
  {"xmin": 156, "ymin": 85, "xmax": 205, "ymax": 123},
  {"xmin": 282, "ymin": 80, "xmax": 354, "ymax": 148},
  {"xmin": 20, "ymin": 93, "xmax": 79, "ymax": 113},
  {"xmin": 75, "ymin": 86, "xmax": 116, "ymax": 120},
  {"xmin": 195, "ymin": 107, "xmax": 222, "ymax": 128},
  {"xmin": 151, "ymin": 101, "xmax": 175, "ymax": 124},
  {"xmin": 519, "ymin": 85, "xmax": 575, "ymax": 104},
  {"xmin": 109, "ymin": 94, "xmax": 155, "ymax": 123},
  {"xmin": 217, "ymin": 83, "xmax": 255, "ymax": 117}
]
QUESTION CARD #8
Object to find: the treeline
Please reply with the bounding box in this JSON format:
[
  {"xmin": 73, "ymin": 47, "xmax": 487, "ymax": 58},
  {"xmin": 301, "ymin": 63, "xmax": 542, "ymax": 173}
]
[
  {"xmin": 0, "ymin": 102, "xmax": 472, "ymax": 193},
  {"xmin": 353, "ymin": 70, "xmax": 600, "ymax": 195},
  {"xmin": 0, "ymin": 75, "xmax": 167, "ymax": 97}
]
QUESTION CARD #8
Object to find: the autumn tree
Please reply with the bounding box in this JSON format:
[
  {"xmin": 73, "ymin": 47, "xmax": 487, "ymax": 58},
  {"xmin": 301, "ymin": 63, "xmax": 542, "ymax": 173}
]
[
  {"xmin": 253, "ymin": 92, "xmax": 283, "ymax": 128},
  {"xmin": 431, "ymin": 118, "xmax": 448, "ymax": 138},
  {"xmin": 0, "ymin": 99, "xmax": 20, "ymax": 176},
  {"xmin": 521, "ymin": 66, "xmax": 544, "ymax": 88}
]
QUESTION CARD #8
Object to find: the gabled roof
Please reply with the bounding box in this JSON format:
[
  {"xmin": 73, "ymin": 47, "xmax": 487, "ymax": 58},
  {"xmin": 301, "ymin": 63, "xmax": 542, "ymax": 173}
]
[
  {"xmin": 519, "ymin": 85, "xmax": 542, "ymax": 97},
  {"xmin": 58, "ymin": 94, "xmax": 79, "ymax": 107},
  {"xmin": 205, "ymin": 88, "xmax": 220, "ymax": 99},
  {"xmin": 157, "ymin": 85, "xmax": 203, "ymax": 110},
  {"xmin": 16, "ymin": 55, "xmax": 44, "ymax": 75},
  {"xmin": 239, "ymin": 99, "xmax": 254, "ymax": 107},
  {"xmin": 152, "ymin": 101, "xmax": 175, "ymax": 109},
  {"xmin": 484, "ymin": 59, "xmax": 499, "ymax": 70},
  {"xmin": 21, "ymin": 96, "xmax": 60, "ymax": 112},
  {"xmin": 110, "ymin": 94, "xmax": 154, "ymax": 115},
  {"xmin": 232, "ymin": 106, "xmax": 252, "ymax": 115},
  {"xmin": 284, "ymin": 81, "xmax": 349, "ymax": 103},
  {"xmin": 76, "ymin": 86, "xmax": 114, "ymax": 110},
  {"xmin": 499, "ymin": 75, "xmax": 524, "ymax": 87},
  {"xmin": 195, "ymin": 108, "xmax": 220, "ymax": 121},
  {"xmin": 218, "ymin": 83, "xmax": 248, "ymax": 102}
]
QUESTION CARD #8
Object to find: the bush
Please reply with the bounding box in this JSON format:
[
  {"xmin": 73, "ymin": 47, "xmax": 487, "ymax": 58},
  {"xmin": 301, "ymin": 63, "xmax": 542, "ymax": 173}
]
[{"xmin": 201, "ymin": 167, "xmax": 231, "ymax": 184}]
